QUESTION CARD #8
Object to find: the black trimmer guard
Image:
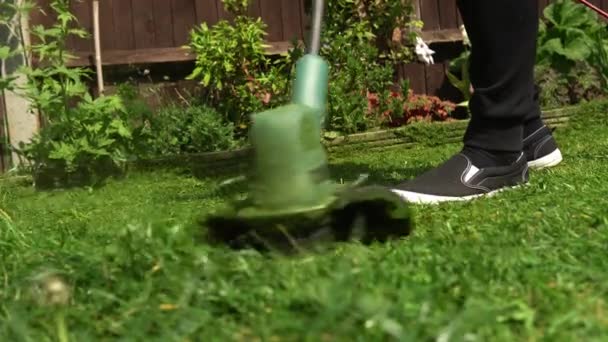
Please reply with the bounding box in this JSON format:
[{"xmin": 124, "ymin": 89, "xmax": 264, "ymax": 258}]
[{"xmin": 202, "ymin": 185, "xmax": 413, "ymax": 253}]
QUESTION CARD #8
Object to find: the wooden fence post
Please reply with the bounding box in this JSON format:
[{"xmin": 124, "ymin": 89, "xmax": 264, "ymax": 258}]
[
  {"xmin": 93, "ymin": 0, "xmax": 104, "ymax": 95},
  {"xmin": 1, "ymin": 0, "xmax": 39, "ymax": 169}
]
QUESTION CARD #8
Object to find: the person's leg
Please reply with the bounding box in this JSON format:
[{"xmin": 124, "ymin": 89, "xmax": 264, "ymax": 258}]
[
  {"xmin": 524, "ymin": 86, "xmax": 545, "ymax": 138},
  {"xmin": 391, "ymin": 0, "xmax": 539, "ymax": 204},
  {"xmin": 521, "ymin": 85, "xmax": 563, "ymax": 169},
  {"xmin": 461, "ymin": 0, "xmax": 562, "ymax": 169},
  {"xmin": 459, "ymin": 0, "xmax": 538, "ymax": 166}
]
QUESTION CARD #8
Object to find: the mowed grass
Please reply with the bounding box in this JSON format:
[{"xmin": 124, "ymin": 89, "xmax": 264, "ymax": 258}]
[{"xmin": 1, "ymin": 101, "xmax": 608, "ymax": 341}]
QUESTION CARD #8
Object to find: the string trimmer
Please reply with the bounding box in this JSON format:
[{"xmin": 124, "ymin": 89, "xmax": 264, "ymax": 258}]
[
  {"xmin": 201, "ymin": 0, "xmax": 413, "ymax": 252},
  {"xmin": 578, "ymin": 0, "xmax": 608, "ymax": 19}
]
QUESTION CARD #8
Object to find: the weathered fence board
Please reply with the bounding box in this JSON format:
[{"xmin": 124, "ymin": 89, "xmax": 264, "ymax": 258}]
[
  {"xmin": 99, "ymin": 0, "xmax": 114, "ymax": 49},
  {"xmin": 0, "ymin": 93, "xmax": 6, "ymax": 172},
  {"xmin": 112, "ymin": 0, "xmax": 135, "ymax": 50},
  {"xmin": 132, "ymin": 0, "xmax": 156, "ymax": 49},
  {"xmin": 28, "ymin": 0, "xmax": 597, "ymax": 100},
  {"xmin": 29, "ymin": 0, "xmax": 306, "ymax": 65},
  {"xmin": 400, "ymin": 63, "xmax": 426, "ymax": 94},
  {"xmin": 259, "ymin": 0, "xmax": 283, "ymax": 41},
  {"xmin": 420, "ymin": 0, "xmax": 441, "ymax": 31},
  {"xmin": 172, "ymin": 0, "xmax": 198, "ymax": 46},
  {"xmin": 154, "ymin": 0, "xmax": 176, "ymax": 48},
  {"xmin": 196, "ymin": 0, "xmax": 219, "ymax": 26},
  {"xmin": 439, "ymin": 1, "xmax": 459, "ymax": 30},
  {"xmin": 280, "ymin": 0, "xmax": 303, "ymax": 41}
]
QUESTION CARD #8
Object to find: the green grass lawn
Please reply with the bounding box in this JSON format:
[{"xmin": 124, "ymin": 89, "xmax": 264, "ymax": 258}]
[{"xmin": 2, "ymin": 101, "xmax": 608, "ymax": 341}]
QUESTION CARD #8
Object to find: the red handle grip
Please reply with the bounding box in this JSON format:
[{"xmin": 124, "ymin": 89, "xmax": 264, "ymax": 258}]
[{"xmin": 578, "ymin": 0, "xmax": 608, "ymax": 20}]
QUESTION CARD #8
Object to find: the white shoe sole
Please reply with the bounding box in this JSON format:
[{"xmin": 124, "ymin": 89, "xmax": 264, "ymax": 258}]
[
  {"xmin": 527, "ymin": 149, "xmax": 563, "ymax": 170},
  {"xmin": 390, "ymin": 186, "xmax": 519, "ymax": 205}
]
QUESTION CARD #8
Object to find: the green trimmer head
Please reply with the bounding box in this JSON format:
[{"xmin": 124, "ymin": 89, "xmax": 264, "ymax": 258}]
[{"xmin": 202, "ymin": 0, "xmax": 413, "ymax": 252}]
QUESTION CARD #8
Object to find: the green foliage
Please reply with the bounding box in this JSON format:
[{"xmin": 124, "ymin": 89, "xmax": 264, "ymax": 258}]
[
  {"xmin": 537, "ymin": 0, "xmax": 605, "ymax": 72},
  {"xmin": 113, "ymin": 83, "xmax": 158, "ymax": 156},
  {"xmin": 446, "ymin": 28, "xmax": 471, "ymax": 109},
  {"xmin": 535, "ymin": 0, "xmax": 608, "ymax": 106},
  {"xmin": 115, "ymin": 82, "xmax": 153, "ymax": 120},
  {"xmin": 0, "ymin": 0, "xmax": 35, "ymax": 90},
  {"xmin": 144, "ymin": 102, "xmax": 238, "ymax": 156},
  {"xmin": 13, "ymin": 0, "xmax": 137, "ymax": 187},
  {"xmin": 321, "ymin": 0, "xmax": 421, "ymax": 64},
  {"xmin": 446, "ymin": 49, "xmax": 471, "ymax": 108},
  {"xmin": 186, "ymin": 0, "xmax": 421, "ymax": 136},
  {"xmin": 535, "ymin": 62, "xmax": 604, "ymax": 108},
  {"xmin": 368, "ymin": 89, "xmax": 456, "ymax": 128},
  {"xmin": 186, "ymin": 5, "xmax": 294, "ymax": 133},
  {"xmin": 312, "ymin": 0, "xmax": 421, "ymax": 134},
  {"xmin": 322, "ymin": 22, "xmax": 394, "ymax": 133},
  {"xmin": 590, "ymin": 29, "xmax": 608, "ymax": 89},
  {"xmin": 221, "ymin": 0, "xmax": 249, "ymax": 15},
  {"xmin": 21, "ymin": 95, "xmax": 133, "ymax": 187},
  {"xmin": 187, "ymin": 17, "xmax": 268, "ymax": 93}
]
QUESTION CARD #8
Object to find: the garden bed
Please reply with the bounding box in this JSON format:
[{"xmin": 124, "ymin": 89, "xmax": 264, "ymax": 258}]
[{"xmin": 134, "ymin": 105, "xmax": 576, "ymax": 177}]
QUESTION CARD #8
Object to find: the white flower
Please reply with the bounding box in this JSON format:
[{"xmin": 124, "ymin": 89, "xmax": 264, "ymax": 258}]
[{"xmin": 415, "ymin": 36, "xmax": 435, "ymax": 65}]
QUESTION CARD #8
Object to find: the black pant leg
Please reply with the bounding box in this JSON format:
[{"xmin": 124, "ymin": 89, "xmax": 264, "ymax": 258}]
[
  {"xmin": 456, "ymin": 0, "xmax": 540, "ymax": 152},
  {"xmin": 523, "ymin": 86, "xmax": 545, "ymax": 137}
]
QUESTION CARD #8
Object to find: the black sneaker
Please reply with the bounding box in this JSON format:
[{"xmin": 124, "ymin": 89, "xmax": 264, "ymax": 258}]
[
  {"xmin": 524, "ymin": 125, "xmax": 563, "ymax": 170},
  {"xmin": 391, "ymin": 152, "xmax": 528, "ymax": 204}
]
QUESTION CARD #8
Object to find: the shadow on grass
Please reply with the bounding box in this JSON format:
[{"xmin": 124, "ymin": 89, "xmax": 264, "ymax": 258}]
[
  {"xmin": 328, "ymin": 162, "xmax": 432, "ymax": 187},
  {"xmin": 170, "ymin": 161, "xmax": 434, "ymax": 203},
  {"xmin": 166, "ymin": 162, "xmax": 431, "ymax": 206}
]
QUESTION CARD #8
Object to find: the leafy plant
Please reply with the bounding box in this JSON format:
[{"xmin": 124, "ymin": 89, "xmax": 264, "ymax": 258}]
[
  {"xmin": 114, "ymin": 82, "xmax": 157, "ymax": 156},
  {"xmin": 186, "ymin": 0, "xmax": 294, "ymax": 134},
  {"xmin": 145, "ymin": 102, "xmax": 238, "ymax": 156},
  {"xmin": 306, "ymin": 0, "xmax": 424, "ymax": 134},
  {"xmin": 537, "ymin": 0, "xmax": 605, "ymax": 72},
  {"xmin": 320, "ymin": 0, "xmax": 421, "ymax": 64},
  {"xmin": 186, "ymin": 0, "xmax": 422, "ymax": 136},
  {"xmin": 535, "ymin": 62, "xmax": 604, "ymax": 108},
  {"xmin": 221, "ymin": 0, "xmax": 248, "ymax": 15},
  {"xmin": 590, "ymin": 29, "xmax": 608, "ymax": 90},
  {"xmin": 446, "ymin": 26, "xmax": 472, "ymax": 109},
  {"xmin": 401, "ymin": 91, "xmax": 456, "ymax": 123},
  {"xmin": 319, "ymin": 20, "xmax": 394, "ymax": 134},
  {"xmin": 20, "ymin": 95, "xmax": 133, "ymax": 188},
  {"xmin": 369, "ymin": 89, "xmax": 456, "ymax": 127},
  {"xmin": 446, "ymin": 50, "xmax": 471, "ymax": 108},
  {"xmin": 0, "ymin": 0, "xmax": 33, "ymax": 91},
  {"xmin": 187, "ymin": 17, "xmax": 268, "ymax": 94},
  {"xmin": 12, "ymin": 0, "xmax": 138, "ymax": 187},
  {"xmin": 189, "ymin": 107, "xmax": 238, "ymax": 153},
  {"xmin": 535, "ymin": 0, "xmax": 608, "ymax": 106}
]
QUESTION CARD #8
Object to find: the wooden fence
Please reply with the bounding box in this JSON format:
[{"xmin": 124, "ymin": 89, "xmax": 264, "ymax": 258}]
[
  {"xmin": 0, "ymin": 93, "xmax": 6, "ymax": 173},
  {"xmin": 30, "ymin": 0, "xmax": 307, "ymax": 65},
  {"xmin": 21, "ymin": 0, "xmax": 608, "ymax": 79},
  {"xmin": 29, "ymin": 0, "xmax": 608, "ymax": 96}
]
